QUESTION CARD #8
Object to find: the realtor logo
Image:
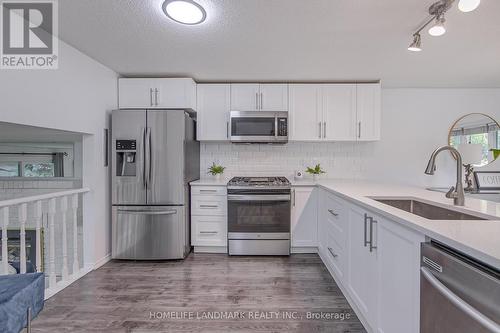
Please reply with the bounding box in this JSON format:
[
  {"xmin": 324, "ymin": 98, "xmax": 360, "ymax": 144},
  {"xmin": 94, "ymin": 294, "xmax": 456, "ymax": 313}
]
[{"xmin": 1, "ymin": 0, "xmax": 58, "ymax": 69}]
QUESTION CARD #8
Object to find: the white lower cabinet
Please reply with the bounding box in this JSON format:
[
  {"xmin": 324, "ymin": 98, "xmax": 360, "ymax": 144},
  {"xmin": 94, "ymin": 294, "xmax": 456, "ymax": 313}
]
[
  {"xmin": 190, "ymin": 185, "xmax": 227, "ymax": 253},
  {"xmin": 318, "ymin": 190, "xmax": 424, "ymax": 333},
  {"xmin": 347, "ymin": 205, "xmax": 379, "ymax": 329},
  {"xmin": 376, "ymin": 216, "xmax": 424, "ymax": 333},
  {"xmin": 291, "ymin": 187, "xmax": 318, "ymax": 250}
]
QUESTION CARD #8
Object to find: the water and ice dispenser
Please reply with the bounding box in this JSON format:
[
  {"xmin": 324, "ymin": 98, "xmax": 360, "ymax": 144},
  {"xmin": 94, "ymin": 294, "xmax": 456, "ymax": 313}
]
[{"xmin": 116, "ymin": 140, "xmax": 137, "ymax": 176}]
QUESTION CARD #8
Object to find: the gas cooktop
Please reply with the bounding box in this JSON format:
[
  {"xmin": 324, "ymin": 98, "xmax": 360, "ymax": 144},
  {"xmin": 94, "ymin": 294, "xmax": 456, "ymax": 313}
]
[{"xmin": 227, "ymin": 176, "xmax": 291, "ymax": 188}]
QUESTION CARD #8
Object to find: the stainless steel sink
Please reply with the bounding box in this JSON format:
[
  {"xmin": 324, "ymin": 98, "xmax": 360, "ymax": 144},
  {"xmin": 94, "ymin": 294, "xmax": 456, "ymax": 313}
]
[{"xmin": 371, "ymin": 198, "xmax": 489, "ymax": 220}]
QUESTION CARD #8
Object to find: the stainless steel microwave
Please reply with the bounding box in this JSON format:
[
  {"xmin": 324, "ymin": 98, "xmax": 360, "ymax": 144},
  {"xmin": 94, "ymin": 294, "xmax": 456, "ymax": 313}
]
[{"xmin": 229, "ymin": 111, "xmax": 288, "ymax": 143}]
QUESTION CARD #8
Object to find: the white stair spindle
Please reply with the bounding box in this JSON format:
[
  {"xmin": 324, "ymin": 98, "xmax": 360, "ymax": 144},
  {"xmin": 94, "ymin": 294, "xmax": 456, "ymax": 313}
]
[
  {"xmin": 34, "ymin": 201, "xmax": 42, "ymax": 273},
  {"xmin": 60, "ymin": 196, "xmax": 69, "ymax": 280},
  {"xmin": 1, "ymin": 207, "xmax": 9, "ymax": 275},
  {"xmin": 18, "ymin": 203, "xmax": 27, "ymax": 274},
  {"xmin": 48, "ymin": 198, "xmax": 57, "ymax": 288},
  {"xmin": 71, "ymin": 194, "xmax": 79, "ymax": 275}
]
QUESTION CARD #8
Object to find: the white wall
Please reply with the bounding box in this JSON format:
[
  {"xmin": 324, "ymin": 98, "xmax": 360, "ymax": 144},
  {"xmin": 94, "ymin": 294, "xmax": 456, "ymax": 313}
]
[
  {"xmin": 201, "ymin": 88, "xmax": 500, "ymax": 187},
  {"xmin": 366, "ymin": 89, "xmax": 500, "ymax": 187},
  {"xmin": 0, "ymin": 40, "xmax": 118, "ymax": 266}
]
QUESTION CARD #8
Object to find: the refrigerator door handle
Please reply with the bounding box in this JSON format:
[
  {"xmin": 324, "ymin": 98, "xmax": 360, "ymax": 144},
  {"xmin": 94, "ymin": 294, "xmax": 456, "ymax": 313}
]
[
  {"xmin": 117, "ymin": 209, "xmax": 177, "ymax": 216},
  {"xmin": 142, "ymin": 127, "xmax": 147, "ymax": 189},
  {"xmin": 145, "ymin": 127, "xmax": 152, "ymax": 189}
]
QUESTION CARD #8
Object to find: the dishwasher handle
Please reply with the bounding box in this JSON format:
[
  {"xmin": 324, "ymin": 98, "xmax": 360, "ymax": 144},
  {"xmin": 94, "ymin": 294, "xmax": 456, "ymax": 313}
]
[{"xmin": 421, "ymin": 267, "xmax": 500, "ymax": 333}]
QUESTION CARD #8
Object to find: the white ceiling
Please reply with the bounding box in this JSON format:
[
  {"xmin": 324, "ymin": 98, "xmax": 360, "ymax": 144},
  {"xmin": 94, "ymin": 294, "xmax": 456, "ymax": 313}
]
[{"xmin": 58, "ymin": 0, "xmax": 500, "ymax": 87}]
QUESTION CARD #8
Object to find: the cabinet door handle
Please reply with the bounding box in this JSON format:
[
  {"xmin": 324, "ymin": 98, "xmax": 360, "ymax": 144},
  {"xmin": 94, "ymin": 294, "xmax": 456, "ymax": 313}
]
[
  {"xmin": 226, "ymin": 121, "xmax": 229, "ymax": 139},
  {"xmin": 200, "ymin": 189, "xmax": 217, "ymax": 193},
  {"xmin": 292, "ymin": 189, "xmax": 296, "ymax": 207},
  {"xmin": 358, "ymin": 121, "xmax": 362, "ymax": 139},
  {"xmin": 328, "ymin": 209, "xmax": 338, "ymax": 217},
  {"xmin": 323, "ymin": 122, "xmax": 327, "ymax": 138},
  {"xmin": 200, "ymin": 231, "xmax": 218, "ymax": 235},
  {"xmin": 154, "ymin": 88, "xmax": 159, "ymax": 106},
  {"xmin": 369, "ymin": 219, "xmax": 377, "ymax": 252},
  {"xmin": 363, "ymin": 213, "xmax": 371, "ymax": 247},
  {"xmin": 318, "ymin": 122, "xmax": 322, "ymax": 139},
  {"xmin": 327, "ymin": 247, "xmax": 338, "ymax": 258},
  {"xmin": 150, "ymin": 88, "xmax": 154, "ymax": 106}
]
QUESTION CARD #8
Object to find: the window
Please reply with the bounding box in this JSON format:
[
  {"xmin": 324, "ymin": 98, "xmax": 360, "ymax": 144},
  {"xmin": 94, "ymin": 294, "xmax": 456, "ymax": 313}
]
[
  {"xmin": 0, "ymin": 162, "xmax": 20, "ymax": 177},
  {"xmin": 0, "ymin": 143, "xmax": 74, "ymax": 178}
]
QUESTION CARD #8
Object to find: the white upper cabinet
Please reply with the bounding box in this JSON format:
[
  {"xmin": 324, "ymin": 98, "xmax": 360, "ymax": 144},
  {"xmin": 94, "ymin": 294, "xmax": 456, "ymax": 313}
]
[
  {"xmin": 259, "ymin": 84, "xmax": 288, "ymax": 111},
  {"xmin": 288, "ymin": 83, "xmax": 381, "ymax": 142},
  {"xmin": 356, "ymin": 83, "xmax": 381, "ymax": 141},
  {"xmin": 118, "ymin": 78, "xmax": 196, "ymax": 110},
  {"xmin": 196, "ymin": 84, "xmax": 231, "ymax": 141},
  {"xmin": 230, "ymin": 84, "xmax": 260, "ymax": 111},
  {"xmin": 289, "ymin": 84, "xmax": 322, "ymax": 141},
  {"xmin": 322, "ymin": 84, "xmax": 357, "ymax": 141},
  {"xmin": 291, "ymin": 187, "xmax": 318, "ymax": 248},
  {"xmin": 230, "ymin": 83, "xmax": 288, "ymax": 111}
]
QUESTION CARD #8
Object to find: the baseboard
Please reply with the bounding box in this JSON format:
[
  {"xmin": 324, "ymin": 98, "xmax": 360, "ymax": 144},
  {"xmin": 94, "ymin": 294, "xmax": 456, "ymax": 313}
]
[
  {"xmin": 194, "ymin": 246, "xmax": 227, "ymax": 254},
  {"xmin": 291, "ymin": 246, "xmax": 318, "ymax": 254},
  {"xmin": 94, "ymin": 253, "xmax": 111, "ymax": 269}
]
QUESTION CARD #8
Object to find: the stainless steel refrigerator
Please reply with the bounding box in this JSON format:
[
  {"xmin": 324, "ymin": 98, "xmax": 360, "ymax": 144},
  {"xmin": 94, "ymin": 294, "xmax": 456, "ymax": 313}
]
[{"xmin": 111, "ymin": 109, "xmax": 199, "ymax": 260}]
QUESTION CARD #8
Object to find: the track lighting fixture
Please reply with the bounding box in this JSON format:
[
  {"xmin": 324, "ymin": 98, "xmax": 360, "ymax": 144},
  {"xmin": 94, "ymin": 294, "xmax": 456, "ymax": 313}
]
[
  {"xmin": 458, "ymin": 0, "xmax": 481, "ymax": 12},
  {"xmin": 407, "ymin": 0, "xmax": 480, "ymax": 52},
  {"xmin": 408, "ymin": 34, "xmax": 422, "ymax": 52},
  {"xmin": 428, "ymin": 15, "xmax": 446, "ymax": 37}
]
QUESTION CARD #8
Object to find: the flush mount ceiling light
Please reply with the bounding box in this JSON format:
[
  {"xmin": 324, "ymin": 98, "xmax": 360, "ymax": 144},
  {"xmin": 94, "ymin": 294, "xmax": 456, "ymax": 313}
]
[
  {"xmin": 407, "ymin": 33, "xmax": 422, "ymax": 52},
  {"xmin": 162, "ymin": 0, "xmax": 206, "ymax": 25},
  {"xmin": 458, "ymin": 0, "xmax": 481, "ymax": 12},
  {"xmin": 407, "ymin": 0, "xmax": 481, "ymax": 52}
]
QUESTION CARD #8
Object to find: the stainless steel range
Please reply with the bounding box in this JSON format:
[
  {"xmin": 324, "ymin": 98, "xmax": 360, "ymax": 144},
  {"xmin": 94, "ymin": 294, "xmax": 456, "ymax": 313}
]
[{"xmin": 227, "ymin": 177, "xmax": 291, "ymax": 255}]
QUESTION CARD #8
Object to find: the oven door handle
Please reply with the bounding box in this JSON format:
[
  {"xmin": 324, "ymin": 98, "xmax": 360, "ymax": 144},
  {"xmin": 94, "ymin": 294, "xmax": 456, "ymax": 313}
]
[
  {"xmin": 227, "ymin": 194, "xmax": 291, "ymax": 202},
  {"xmin": 421, "ymin": 267, "xmax": 500, "ymax": 333}
]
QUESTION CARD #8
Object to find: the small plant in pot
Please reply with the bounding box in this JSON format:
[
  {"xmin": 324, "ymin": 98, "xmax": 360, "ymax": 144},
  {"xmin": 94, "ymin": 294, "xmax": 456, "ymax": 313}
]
[
  {"xmin": 208, "ymin": 162, "xmax": 225, "ymax": 180},
  {"xmin": 305, "ymin": 164, "xmax": 326, "ymax": 181}
]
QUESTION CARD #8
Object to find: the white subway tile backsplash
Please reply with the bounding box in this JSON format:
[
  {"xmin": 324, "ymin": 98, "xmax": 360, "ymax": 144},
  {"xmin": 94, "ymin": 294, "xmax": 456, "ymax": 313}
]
[{"xmin": 200, "ymin": 142, "xmax": 372, "ymax": 180}]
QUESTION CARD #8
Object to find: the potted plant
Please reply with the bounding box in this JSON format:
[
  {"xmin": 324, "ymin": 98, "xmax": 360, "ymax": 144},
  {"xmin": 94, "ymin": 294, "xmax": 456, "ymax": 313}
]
[
  {"xmin": 305, "ymin": 164, "xmax": 326, "ymax": 181},
  {"xmin": 208, "ymin": 162, "xmax": 225, "ymax": 181}
]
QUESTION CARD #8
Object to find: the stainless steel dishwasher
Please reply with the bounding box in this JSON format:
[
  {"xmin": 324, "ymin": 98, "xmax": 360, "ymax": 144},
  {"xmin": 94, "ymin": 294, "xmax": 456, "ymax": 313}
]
[{"xmin": 420, "ymin": 242, "xmax": 500, "ymax": 333}]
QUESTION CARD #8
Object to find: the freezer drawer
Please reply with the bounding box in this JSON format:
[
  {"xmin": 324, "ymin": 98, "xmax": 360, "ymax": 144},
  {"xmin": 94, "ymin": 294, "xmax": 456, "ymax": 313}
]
[{"xmin": 112, "ymin": 206, "xmax": 186, "ymax": 260}]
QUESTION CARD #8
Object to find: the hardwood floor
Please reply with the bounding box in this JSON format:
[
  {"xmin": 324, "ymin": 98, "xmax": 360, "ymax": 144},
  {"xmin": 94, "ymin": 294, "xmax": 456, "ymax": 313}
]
[{"xmin": 32, "ymin": 254, "xmax": 366, "ymax": 333}]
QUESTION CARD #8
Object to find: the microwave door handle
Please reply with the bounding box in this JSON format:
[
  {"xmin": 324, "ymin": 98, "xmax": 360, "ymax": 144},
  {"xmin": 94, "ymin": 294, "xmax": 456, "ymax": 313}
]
[
  {"xmin": 420, "ymin": 267, "xmax": 500, "ymax": 333},
  {"xmin": 275, "ymin": 115, "xmax": 278, "ymax": 138}
]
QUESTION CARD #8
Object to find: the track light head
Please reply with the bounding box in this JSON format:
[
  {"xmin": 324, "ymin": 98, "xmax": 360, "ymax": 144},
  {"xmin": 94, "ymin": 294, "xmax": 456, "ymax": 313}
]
[
  {"xmin": 458, "ymin": 0, "xmax": 481, "ymax": 12},
  {"xmin": 408, "ymin": 34, "xmax": 422, "ymax": 52},
  {"xmin": 429, "ymin": 15, "xmax": 446, "ymax": 36}
]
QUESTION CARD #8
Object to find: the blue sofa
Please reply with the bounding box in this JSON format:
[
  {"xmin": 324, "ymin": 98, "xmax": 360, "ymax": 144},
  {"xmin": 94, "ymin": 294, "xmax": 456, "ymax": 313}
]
[{"xmin": 0, "ymin": 273, "xmax": 45, "ymax": 333}]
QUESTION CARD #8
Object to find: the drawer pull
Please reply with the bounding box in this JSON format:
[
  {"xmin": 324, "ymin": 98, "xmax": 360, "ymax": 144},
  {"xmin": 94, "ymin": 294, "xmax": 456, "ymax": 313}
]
[
  {"xmin": 200, "ymin": 205, "xmax": 219, "ymax": 208},
  {"xmin": 199, "ymin": 190, "xmax": 217, "ymax": 193},
  {"xmin": 327, "ymin": 247, "xmax": 338, "ymax": 258},
  {"xmin": 328, "ymin": 209, "xmax": 339, "ymax": 217},
  {"xmin": 200, "ymin": 231, "xmax": 218, "ymax": 235}
]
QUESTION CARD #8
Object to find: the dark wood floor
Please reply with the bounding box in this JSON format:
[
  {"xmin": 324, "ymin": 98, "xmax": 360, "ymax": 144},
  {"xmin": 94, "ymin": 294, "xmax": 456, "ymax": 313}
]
[{"xmin": 32, "ymin": 254, "xmax": 366, "ymax": 333}]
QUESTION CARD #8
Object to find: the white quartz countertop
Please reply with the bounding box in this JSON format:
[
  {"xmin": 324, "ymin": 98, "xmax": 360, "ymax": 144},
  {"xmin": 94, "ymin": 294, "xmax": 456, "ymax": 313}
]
[
  {"xmin": 189, "ymin": 177, "xmax": 500, "ymax": 268},
  {"xmin": 316, "ymin": 180, "xmax": 500, "ymax": 270},
  {"xmin": 190, "ymin": 178, "xmax": 230, "ymax": 186}
]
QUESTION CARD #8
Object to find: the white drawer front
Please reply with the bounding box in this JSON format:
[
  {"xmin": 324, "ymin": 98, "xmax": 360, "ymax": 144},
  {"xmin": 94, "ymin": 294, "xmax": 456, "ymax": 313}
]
[
  {"xmin": 324, "ymin": 222, "xmax": 346, "ymax": 280},
  {"xmin": 192, "ymin": 216, "xmax": 227, "ymax": 247},
  {"xmin": 191, "ymin": 186, "xmax": 227, "ymax": 196},
  {"xmin": 192, "ymin": 195, "xmax": 227, "ymax": 216}
]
